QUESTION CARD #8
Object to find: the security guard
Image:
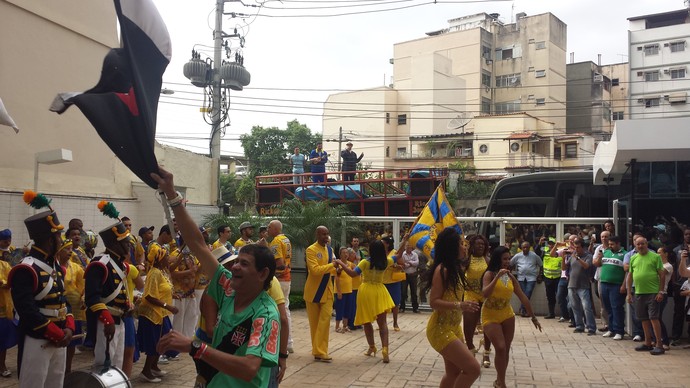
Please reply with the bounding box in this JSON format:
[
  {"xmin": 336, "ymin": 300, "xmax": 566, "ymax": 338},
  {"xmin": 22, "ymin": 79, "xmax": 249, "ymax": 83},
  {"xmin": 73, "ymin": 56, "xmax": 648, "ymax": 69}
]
[
  {"xmin": 10, "ymin": 192, "xmax": 74, "ymax": 388},
  {"xmin": 541, "ymin": 237, "xmax": 562, "ymax": 319},
  {"xmin": 84, "ymin": 207, "xmax": 132, "ymax": 368}
]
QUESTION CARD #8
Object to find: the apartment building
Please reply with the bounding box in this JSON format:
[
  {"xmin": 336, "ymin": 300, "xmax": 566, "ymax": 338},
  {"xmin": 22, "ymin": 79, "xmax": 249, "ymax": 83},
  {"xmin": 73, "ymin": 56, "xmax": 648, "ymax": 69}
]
[
  {"xmin": 323, "ymin": 12, "xmax": 587, "ymax": 175},
  {"xmin": 566, "ymin": 61, "xmax": 629, "ymax": 140},
  {"xmin": 628, "ymin": 9, "xmax": 690, "ymax": 119}
]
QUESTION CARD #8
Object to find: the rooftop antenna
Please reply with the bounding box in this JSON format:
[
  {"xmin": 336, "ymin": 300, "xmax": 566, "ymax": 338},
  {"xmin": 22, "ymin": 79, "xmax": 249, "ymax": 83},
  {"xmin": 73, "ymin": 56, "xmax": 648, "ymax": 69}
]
[{"xmin": 446, "ymin": 112, "xmax": 472, "ymax": 134}]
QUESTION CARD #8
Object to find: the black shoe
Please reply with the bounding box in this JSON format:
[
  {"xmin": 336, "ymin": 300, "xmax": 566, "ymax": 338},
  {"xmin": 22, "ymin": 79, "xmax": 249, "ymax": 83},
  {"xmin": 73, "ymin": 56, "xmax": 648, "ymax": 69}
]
[
  {"xmin": 568, "ymin": 323, "xmax": 576, "ymax": 328},
  {"xmin": 650, "ymin": 347, "xmax": 665, "ymax": 355},
  {"xmin": 573, "ymin": 328, "xmax": 585, "ymax": 333},
  {"xmin": 635, "ymin": 344, "xmax": 654, "ymax": 351},
  {"xmin": 598, "ymin": 326, "xmax": 609, "ymax": 333},
  {"xmin": 544, "ymin": 315, "xmax": 556, "ymax": 319},
  {"xmin": 413, "ymin": 310, "xmax": 420, "ymax": 314},
  {"xmin": 587, "ymin": 331, "xmax": 596, "ymax": 336}
]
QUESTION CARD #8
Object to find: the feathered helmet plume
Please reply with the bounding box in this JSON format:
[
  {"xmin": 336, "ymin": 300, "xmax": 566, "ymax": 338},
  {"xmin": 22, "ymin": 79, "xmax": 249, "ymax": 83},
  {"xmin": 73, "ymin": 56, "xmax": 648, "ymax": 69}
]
[
  {"xmin": 97, "ymin": 200, "xmax": 130, "ymax": 246},
  {"xmin": 97, "ymin": 200, "xmax": 120, "ymax": 219},
  {"xmin": 22, "ymin": 190, "xmax": 63, "ymax": 239},
  {"xmin": 23, "ymin": 190, "xmax": 53, "ymax": 211}
]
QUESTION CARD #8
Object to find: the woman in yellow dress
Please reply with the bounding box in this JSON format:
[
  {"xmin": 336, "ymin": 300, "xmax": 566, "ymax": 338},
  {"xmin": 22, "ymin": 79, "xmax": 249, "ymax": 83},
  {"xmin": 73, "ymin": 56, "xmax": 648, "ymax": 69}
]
[
  {"xmin": 57, "ymin": 239, "xmax": 85, "ymax": 375},
  {"xmin": 481, "ymin": 246, "xmax": 542, "ymax": 388},
  {"xmin": 421, "ymin": 227, "xmax": 480, "ymax": 388},
  {"xmin": 463, "ymin": 234, "xmax": 491, "ymax": 368},
  {"xmin": 336, "ymin": 236, "xmax": 407, "ymax": 363}
]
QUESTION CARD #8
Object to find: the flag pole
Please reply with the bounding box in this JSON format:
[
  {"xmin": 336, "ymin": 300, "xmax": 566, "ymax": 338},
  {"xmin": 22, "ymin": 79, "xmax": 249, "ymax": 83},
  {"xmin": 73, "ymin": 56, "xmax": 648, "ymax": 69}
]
[{"xmin": 159, "ymin": 191, "xmax": 176, "ymax": 236}]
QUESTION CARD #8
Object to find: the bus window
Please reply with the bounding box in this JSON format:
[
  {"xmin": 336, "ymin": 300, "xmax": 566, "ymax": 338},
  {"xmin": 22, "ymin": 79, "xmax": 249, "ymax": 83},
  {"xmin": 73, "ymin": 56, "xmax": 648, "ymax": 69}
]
[{"xmin": 494, "ymin": 181, "xmax": 557, "ymax": 199}]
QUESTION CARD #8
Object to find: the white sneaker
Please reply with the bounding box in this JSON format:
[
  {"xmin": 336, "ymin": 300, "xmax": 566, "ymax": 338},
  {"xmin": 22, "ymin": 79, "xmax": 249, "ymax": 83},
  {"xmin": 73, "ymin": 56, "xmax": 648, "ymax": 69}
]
[
  {"xmin": 287, "ymin": 345, "xmax": 294, "ymax": 354},
  {"xmin": 158, "ymin": 355, "xmax": 169, "ymax": 364},
  {"xmin": 613, "ymin": 334, "xmax": 623, "ymax": 340},
  {"xmin": 602, "ymin": 331, "xmax": 613, "ymax": 337},
  {"xmin": 633, "ymin": 335, "xmax": 643, "ymax": 342}
]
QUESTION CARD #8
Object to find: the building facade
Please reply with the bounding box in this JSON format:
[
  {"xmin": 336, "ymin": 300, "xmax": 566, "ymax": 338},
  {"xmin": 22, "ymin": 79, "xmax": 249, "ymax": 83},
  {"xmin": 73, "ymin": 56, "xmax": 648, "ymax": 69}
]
[
  {"xmin": 322, "ymin": 12, "xmax": 598, "ymax": 177},
  {"xmin": 628, "ymin": 9, "xmax": 690, "ymax": 119},
  {"xmin": 566, "ymin": 61, "xmax": 629, "ymax": 140}
]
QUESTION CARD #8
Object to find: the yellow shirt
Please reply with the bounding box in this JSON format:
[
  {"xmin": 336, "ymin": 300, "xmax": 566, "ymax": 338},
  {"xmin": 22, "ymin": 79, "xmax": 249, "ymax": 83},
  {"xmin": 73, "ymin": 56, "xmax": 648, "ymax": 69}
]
[
  {"xmin": 382, "ymin": 249, "xmax": 398, "ymax": 284},
  {"xmin": 139, "ymin": 267, "xmax": 173, "ymax": 324},
  {"xmin": 169, "ymin": 249, "xmax": 197, "ymax": 297},
  {"xmin": 270, "ymin": 234, "xmax": 292, "ymax": 282},
  {"xmin": 303, "ymin": 242, "xmax": 336, "ymax": 304},
  {"xmin": 336, "ymin": 263, "xmax": 353, "ymax": 294},
  {"xmin": 233, "ymin": 238, "xmax": 253, "ymax": 251},
  {"xmin": 64, "ymin": 260, "xmax": 86, "ymax": 321},
  {"xmin": 0, "ymin": 261, "xmax": 13, "ymax": 319},
  {"xmin": 126, "ymin": 264, "xmax": 140, "ymax": 304},
  {"xmin": 266, "ymin": 277, "xmax": 285, "ymax": 305},
  {"xmin": 211, "ymin": 239, "xmax": 233, "ymax": 252}
]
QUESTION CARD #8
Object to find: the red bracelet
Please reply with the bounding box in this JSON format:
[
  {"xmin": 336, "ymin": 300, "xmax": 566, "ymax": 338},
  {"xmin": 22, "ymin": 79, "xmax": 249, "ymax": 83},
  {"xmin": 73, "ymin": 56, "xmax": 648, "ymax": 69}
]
[{"xmin": 194, "ymin": 343, "xmax": 207, "ymax": 359}]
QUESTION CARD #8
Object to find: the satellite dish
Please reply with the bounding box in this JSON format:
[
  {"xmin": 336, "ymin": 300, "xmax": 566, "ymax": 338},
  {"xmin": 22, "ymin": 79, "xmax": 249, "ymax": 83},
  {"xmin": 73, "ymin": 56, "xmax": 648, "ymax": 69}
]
[{"xmin": 446, "ymin": 112, "xmax": 473, "ymax": 132}]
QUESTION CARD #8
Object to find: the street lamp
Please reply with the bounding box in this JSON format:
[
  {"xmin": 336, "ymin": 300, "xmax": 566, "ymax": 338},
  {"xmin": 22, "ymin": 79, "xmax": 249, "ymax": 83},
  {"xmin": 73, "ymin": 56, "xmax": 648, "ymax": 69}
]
[{"xmin": 34, "ymin": 148, "xmax": 73, "ymax": 192}]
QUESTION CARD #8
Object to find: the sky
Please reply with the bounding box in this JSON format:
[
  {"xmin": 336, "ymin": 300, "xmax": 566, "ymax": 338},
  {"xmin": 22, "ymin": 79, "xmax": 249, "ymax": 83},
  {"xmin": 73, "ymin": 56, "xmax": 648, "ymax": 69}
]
[{"xmin": 151, "ymin": 0, "xmax": 686, "ymax": 157}]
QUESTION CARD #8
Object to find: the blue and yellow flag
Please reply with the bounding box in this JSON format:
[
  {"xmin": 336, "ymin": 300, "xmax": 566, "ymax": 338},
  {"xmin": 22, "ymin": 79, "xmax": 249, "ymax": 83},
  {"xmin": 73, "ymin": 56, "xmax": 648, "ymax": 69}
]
[{"xmin": 408, "ymin": 186, "xmax": 461, "ymax": 260}]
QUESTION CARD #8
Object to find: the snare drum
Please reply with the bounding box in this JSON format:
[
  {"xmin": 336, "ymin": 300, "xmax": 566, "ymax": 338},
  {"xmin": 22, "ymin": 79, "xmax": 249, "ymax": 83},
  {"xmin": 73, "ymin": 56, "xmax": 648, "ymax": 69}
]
[{"xmin": 65, "ymin": 366, "xmax": 132, "ymax": 388}]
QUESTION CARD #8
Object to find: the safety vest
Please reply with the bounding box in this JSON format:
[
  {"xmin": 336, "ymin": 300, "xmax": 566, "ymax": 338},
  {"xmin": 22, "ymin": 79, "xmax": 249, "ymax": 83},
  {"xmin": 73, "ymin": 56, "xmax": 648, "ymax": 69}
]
[{"xmin": 543, "ymin": 254, "xmax": 562, "ymax": 279}]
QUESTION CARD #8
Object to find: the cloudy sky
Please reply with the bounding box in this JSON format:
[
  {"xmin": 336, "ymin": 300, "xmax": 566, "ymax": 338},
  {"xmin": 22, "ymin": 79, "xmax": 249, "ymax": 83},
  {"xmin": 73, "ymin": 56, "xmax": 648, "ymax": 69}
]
[{"xmin": 151, "ymin": 0, "xmax": 684, "ymax": 156}]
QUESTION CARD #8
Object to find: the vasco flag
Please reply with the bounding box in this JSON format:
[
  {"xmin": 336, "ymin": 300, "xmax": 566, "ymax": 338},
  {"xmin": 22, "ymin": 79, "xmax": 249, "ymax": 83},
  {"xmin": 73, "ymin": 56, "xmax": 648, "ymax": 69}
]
[
  {"xmin": 0, "ymin": 97, "xmax": 19, "ymax": 133},
  {"xmin": 50, "ymin": 0, "xmax": 171, "ymax": 189},
  {"xmin": 408, "ymin": 185, "xmax": 462, "ymax": 259}
]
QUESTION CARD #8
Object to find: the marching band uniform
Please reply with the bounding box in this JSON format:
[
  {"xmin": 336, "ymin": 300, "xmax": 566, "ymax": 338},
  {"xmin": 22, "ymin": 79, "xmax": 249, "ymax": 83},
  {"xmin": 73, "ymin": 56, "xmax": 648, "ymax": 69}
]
[
  {"xmin": 10, "ymin": 209, "xmax": 75, "ymax": 388},
  {"xmin": 84, "ymin": 222, "xmax": 131, "ymax": 368},
  {"xmin": 303, "ymin": 241, "xmax": 336, "ymax": 360}
]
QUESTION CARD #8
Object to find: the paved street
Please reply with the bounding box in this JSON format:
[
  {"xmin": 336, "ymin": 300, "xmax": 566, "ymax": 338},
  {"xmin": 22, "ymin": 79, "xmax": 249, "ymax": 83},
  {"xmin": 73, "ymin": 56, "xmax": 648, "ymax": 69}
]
[{"xmin": 2, "ymin": 308, "xmax": 690, "ymax": 387}]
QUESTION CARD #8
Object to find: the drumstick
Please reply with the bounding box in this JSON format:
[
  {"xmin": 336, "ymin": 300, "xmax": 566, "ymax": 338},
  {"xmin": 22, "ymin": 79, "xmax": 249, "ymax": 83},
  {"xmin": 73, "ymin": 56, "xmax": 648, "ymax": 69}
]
[{"xmin": 41, "ymin": 333, "xmax": 86, "ymax": 348}]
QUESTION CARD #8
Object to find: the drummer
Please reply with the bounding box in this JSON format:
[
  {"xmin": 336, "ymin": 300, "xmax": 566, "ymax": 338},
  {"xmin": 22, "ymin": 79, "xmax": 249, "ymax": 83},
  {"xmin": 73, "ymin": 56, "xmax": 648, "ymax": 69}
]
[{"xmin": 84, "ymin": 207, "xmax": 132, "ymax": 369}]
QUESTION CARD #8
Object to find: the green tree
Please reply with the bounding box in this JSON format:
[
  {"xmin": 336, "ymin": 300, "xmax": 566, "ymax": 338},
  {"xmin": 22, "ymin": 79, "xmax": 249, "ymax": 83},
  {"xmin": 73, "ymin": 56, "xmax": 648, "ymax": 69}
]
[
  {"xmin": 219, "ymin": 172, "xmax": 240, "ymax": 207},
  {"xmin": 275, "ymin": 199, "xmax": 360, "ymax": 250},
  {"xmin": 239, "ymin": 120, "xmax": 321, "ymax": 176},
  {"xmin": 235, "ymin": 176, "xmax": 256, "ymax": 211}
]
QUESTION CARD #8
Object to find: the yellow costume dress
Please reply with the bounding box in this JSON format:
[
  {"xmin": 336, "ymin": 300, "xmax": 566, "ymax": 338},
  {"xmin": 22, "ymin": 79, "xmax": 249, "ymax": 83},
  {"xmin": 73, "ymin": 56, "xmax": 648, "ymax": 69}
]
[
  {"xmin": 481, "ymin": 274, "xmax": 515, "ymax": 326},
  {"xmin": 354, "ymin": 257, "xmax": 395, "ymax": 326},
  {"xmin": 464, "ymin": 255, "xmax": 487, "ymax": 303},
  {"xmin": 426, "ymin": 280, "xmax": 465, "ymax": 353}
]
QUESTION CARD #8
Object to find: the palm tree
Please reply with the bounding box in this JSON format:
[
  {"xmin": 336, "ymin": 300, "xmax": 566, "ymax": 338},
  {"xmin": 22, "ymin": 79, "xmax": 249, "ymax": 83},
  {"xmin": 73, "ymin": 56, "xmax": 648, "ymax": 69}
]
[{"xmin": 276, "ymin": 199, "xmax": 360, "ymax": 251}]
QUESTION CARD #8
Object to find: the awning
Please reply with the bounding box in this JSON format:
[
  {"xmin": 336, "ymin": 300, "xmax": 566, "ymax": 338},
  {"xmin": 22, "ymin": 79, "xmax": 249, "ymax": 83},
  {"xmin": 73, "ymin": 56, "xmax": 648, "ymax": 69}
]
[
  {"xmin": 504, "ymin": 132, "xmax": 538, "ymax": 140},
  {"xmin": 592, "ymin": 117, "xmax": 690, "ymax": 185}
]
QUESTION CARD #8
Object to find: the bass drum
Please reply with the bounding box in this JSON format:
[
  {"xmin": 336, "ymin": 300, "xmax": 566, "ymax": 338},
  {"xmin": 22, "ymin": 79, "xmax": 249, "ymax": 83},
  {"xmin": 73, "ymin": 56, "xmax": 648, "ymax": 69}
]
[{"xmin": 65, "ymin": 366, "xmax": 132, "ymax": 388}]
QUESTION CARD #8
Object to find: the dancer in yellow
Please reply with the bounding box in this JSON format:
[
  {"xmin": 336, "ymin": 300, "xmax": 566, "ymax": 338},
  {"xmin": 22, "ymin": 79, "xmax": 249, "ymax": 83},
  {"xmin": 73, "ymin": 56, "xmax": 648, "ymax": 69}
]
[
  {"xmin": 421, "ymin": 227, "xmax": 480, "ymax": 388},
  {"xmin": 337, "ymin": 236, "xmax": 407, "ymax": 363},
  {"xmin": 463, "ymin": 234, "xmax": 492, "ymax": 368},
  {"xmin": 482, "ymin": 246, "xmax": 542, "ymax": 388}
]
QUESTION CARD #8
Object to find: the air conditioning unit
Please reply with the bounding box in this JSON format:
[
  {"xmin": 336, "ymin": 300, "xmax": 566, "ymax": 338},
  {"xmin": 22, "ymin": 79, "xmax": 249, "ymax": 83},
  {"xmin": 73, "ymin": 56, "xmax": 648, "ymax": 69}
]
[
  {"xmin": 664, "ymin": 69, "xmax": 670, "ymax": 74},
  {"xmin": 510, "ymin": 142, "xmax": 520, "ymax": 152},
  {"xmin": 637, "ymin": 46, "xmax": 643, "ymax": 51},
  {"xmin": 637, "ymin": 98, "xmax": 644, "ymax": 103},
  {"xmin": 593, "ymin": 74, "xmax": 604, "ymax": 82},
  {"xmin": 664, "ymin": 43, "xmax": 670, "ymax": 47},
  {"xmin": 637, "ymin": 71, "xmax": 644, "ymax": 76}
]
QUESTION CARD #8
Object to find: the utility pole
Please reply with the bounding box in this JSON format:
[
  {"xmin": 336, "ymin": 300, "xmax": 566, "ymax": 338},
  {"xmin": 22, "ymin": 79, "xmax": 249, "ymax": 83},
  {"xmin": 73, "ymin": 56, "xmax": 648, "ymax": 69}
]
[
  {"xmin": 210, "ymin": 0, "xmax": 224, "ymax": 210},
  {"xmin": 183, "ymin": 0, "xmax": 250, "ymax": 210},
  {"xmin": 337, "ymin": 126, "xmax": 343, "ymax": 171}
]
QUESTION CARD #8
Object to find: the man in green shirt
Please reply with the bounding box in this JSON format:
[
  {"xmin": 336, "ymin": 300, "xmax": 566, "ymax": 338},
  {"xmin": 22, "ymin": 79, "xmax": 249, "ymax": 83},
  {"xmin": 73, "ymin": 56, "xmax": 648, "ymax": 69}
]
[
  {"xmin": 153, "ymin": 166, "xmax": 280, "ymax": 387},
  {"xmin": 594, "ymin": 235, "xmax": 627, "ymax": 340},
  {"xmin": 626, "ymin": 237, "xmax": 666, "ymax": 355}
]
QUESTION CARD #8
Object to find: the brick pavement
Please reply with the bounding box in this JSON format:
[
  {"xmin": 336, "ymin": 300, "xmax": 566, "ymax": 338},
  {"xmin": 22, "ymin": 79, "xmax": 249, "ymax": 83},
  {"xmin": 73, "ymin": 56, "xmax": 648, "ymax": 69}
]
[{"xmin": 1, "ymin": 309, "xmax": 690, "ymax": 387}]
